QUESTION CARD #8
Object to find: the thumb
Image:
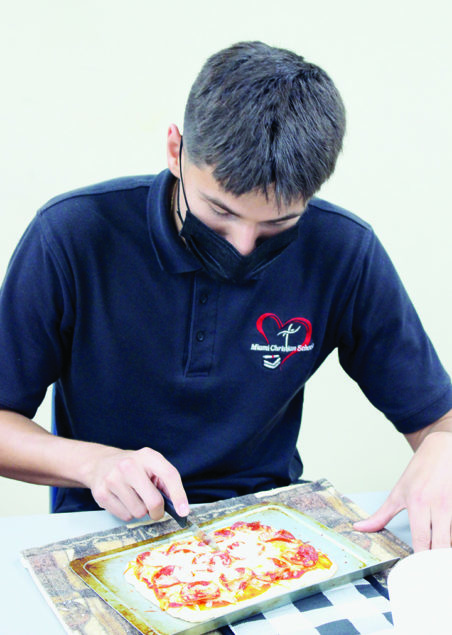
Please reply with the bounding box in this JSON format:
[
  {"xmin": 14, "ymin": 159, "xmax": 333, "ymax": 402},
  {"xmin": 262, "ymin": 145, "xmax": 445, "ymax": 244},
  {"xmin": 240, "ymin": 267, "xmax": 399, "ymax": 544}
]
[{"xmin": 353, "ymin": 496, "xmax": 402, "ymax": 533}]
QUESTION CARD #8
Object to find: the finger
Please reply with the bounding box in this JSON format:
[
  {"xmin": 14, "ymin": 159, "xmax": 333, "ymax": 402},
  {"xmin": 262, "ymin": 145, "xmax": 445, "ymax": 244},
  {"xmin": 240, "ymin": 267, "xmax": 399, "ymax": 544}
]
[
  {"xmin": 106, "ymin": 475, "xmax": 149, "ymax": 517},
  {"xmin": 408, "ymin": 502, "xmax": 432, "ymax": 552},
  {"xmin": 105, "ymin": 494, "xmax": 138, "ymax": 522},
  {"xmin": 430, "ymin": 508, "xmax": 452, "ymax": 550},
  {"xmin": 140, "ymin": 449, "xmax": 190, "ymax": 516},
  {"xmin": 353, "ymin": 496, "xmax": 403, "ymax": 533},
  {"xmin": 144, "ymin": 491, "xmax": 165, "ymax": 521},
  {"xmin": 92, "ymin": 485, "xmax": 136, "ymax": 522},
  {"xmin": 113, "ymin": 456, "xmax": 164, "ymax": 520}
]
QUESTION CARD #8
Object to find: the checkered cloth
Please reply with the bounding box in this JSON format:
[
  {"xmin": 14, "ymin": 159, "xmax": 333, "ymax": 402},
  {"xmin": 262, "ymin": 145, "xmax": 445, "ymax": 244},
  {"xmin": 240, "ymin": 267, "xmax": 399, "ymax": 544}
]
[{"xmin": 221, "ymin": 579, "xmax": 393, "ymax": 635}]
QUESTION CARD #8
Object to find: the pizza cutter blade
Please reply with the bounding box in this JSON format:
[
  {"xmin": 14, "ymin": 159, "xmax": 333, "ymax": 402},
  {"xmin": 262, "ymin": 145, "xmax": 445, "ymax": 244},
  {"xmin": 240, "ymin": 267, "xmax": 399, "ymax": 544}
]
[{"xmin": 160, "ymin": 491, "xmax": 220, "ymax": 551}]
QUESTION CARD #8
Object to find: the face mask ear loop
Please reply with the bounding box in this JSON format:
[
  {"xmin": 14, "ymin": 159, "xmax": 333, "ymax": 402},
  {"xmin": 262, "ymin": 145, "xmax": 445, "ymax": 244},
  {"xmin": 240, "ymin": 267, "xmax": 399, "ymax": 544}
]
[
  {"xmin": 175, "ymin": 180, "xmax": 184, "ymax": 226},
  {"xmin": 177, "ymin": 136, "xmax": 191, "ymax": 224}
]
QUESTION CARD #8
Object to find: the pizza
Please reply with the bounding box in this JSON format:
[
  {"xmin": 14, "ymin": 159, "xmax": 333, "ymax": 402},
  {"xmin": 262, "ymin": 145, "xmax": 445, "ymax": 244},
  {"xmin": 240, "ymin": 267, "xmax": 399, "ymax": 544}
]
[{"xmin": 124, "ymin": 519, "xmax": 337, "ymax": 622}]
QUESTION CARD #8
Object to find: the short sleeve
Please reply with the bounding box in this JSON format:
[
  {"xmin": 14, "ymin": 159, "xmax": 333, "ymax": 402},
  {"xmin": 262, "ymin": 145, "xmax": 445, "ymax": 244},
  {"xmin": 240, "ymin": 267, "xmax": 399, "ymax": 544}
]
[
  {"xmin": 338, "ymin": 231, "xmax": 452, "ymax": 433},
  {"xmin": 0, "ymin": 214, "xmax": 74, "ymax": 418}
]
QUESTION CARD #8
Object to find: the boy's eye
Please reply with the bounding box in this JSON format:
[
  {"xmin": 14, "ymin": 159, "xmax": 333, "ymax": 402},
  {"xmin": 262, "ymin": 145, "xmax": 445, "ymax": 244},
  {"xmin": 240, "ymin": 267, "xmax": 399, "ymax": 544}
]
[
  {"xmin": 267, "ymin": 219, "xmax": 287, "ymax": 226},
  {"xmin": 211, "ymin": 207, "xmax": 230, "ymax": 218},
  {"xmin": 263, "ymin": 219, "xmax": 292, "ymax": 229}
]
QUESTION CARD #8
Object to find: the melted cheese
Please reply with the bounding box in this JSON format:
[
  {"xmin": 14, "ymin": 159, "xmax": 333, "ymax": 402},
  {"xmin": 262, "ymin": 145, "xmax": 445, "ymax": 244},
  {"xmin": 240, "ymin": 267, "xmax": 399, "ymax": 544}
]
[{"xmin": 124, "ymin": 521, "xmax": 338, "ymax": 623}]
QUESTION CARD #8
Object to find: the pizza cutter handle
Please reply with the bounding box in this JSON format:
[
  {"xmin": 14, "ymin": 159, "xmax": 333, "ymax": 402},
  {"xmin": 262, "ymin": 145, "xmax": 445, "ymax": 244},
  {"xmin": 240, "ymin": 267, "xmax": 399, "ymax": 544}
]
[{"xmin": 160, "ymin": 491, "xmax": 189, "ymax": 528}]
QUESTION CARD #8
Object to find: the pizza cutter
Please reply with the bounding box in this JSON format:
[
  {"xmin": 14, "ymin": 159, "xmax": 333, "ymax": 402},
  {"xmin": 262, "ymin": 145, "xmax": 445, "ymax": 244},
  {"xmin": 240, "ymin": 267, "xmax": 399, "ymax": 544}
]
[{"xmin": 160, "ymin": 491, "xmax": 220, "ymax": 551}]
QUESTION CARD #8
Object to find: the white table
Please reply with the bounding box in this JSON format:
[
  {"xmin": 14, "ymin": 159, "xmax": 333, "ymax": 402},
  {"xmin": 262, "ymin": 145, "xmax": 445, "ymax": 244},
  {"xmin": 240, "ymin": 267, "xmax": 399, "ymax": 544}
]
[{"xmin": 0, "ymin": 492, "xmax": 410, "ymax": 634}]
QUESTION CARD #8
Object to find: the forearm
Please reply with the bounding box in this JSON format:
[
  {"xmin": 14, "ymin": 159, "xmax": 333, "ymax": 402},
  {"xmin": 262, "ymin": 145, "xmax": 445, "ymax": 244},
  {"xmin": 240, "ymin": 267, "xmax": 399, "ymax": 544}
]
[
  {"xmin": 0, "ymin": 409, "xmax": 116, "ymax": 488},
  {"xmin": 0, "ymin": 409, "xmax": 189, "ymax": 521},
  {"xmin": 356, "ymin": 407, "xmax": 452, "ymax": 550},
  {"xmin": 404, "ymin": 408, "xmax": 452, "ymax": 451}
]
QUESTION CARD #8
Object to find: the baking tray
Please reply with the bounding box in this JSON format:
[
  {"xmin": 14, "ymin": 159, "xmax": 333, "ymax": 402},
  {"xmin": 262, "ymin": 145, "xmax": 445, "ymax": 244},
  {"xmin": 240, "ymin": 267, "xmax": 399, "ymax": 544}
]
[{"xmin": 70, "ymin": 502, "xmax": 398, "ymax": 635}]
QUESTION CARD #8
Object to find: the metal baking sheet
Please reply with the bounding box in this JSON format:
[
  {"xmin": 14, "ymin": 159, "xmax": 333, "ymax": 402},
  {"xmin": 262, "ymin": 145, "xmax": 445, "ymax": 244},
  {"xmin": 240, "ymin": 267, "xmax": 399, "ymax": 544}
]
[{"xmin": 70, "ymin": 502, "xmax": 398, "ymax": 635}]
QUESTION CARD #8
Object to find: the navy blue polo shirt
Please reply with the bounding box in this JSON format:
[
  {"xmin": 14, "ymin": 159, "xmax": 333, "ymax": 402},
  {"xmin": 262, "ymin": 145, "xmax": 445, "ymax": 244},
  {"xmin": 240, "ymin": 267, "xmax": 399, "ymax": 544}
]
[{"xmin": 0, "ymin": 169, "xmax": 450, "ymax": 512}]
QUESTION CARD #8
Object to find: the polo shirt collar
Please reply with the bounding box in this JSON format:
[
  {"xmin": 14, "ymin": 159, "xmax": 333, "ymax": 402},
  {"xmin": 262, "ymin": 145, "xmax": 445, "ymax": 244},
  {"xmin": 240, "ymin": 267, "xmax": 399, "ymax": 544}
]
[{"xmin": 147, "ymin": 169, "xmax": 201, "ymax": 274}]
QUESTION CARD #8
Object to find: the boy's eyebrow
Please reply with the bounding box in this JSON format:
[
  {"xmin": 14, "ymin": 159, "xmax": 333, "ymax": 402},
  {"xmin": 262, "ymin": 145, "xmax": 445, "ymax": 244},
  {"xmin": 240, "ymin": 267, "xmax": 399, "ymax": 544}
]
[{"xmin": 199, "ymin": 192, "xmax": 305, "ymax": 222}]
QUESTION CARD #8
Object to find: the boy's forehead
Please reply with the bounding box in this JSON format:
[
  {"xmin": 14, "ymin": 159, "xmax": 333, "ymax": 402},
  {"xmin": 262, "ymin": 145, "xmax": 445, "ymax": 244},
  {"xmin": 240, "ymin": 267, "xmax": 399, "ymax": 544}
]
[{"xmin": 185, "ymin": 159, "xmax": 306, "ymax": 220}]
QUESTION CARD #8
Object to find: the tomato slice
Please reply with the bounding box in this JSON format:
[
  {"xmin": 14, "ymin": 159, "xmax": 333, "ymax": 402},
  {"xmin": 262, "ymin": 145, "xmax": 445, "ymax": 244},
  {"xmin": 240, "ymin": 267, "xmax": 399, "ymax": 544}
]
[
  {"xmin": 255, "ymin": 568, "xmax": 285, "ymax": 582},
  {"xmin": 202, "ymin": 599, "xmax": 233, "ymax": 608},
  {"xmin": 254, "ymin": 557, "xmax": 290, "ymax": 582},
  {"xmin": 230, "ymin": 521, "xmax": 246, "ymax": 530},
  {"xmin": 166, "ymin": 542, "xmax": 195, "ymax": 556},
  {"xmin": 285, "ymin": 543, "xmax": 319, "ymax": 567},
  {"xmin": 266, "ymin": 529, "xmax": 297, "ymax": 543},
  {"xmin": 225, "ymin": 540, "xmax": 244, "ymax": 551},
  {"xmin": 230, "ymin": 521, "xmax": 267, "ymax": 531},
  {"xmin": 180, "ymin": 581, "xmax": 221, "ymax": 603},
  {"xmin": 136, "ymin": 550, "xmax": 151, "ymax": 565},
  {"xmin": 208, "ymin": 551, "xmax": 232, "ymax": 567},
  {"xmin": 152, "ymin": 565, "xmax": 181, "ymax": 588},
  {"xmin": 191, "ymin": 549, "xmax": 232, "ymax": 570},
  {"xmin": 220, "ymin": 566, "xmax": 254, "ymax": 591},
  {"xmin": 214, "ymin": 527, "xmax": 236, "ymax": 538},
  {"xmin": 247, "ymin": 521, "xmax": 264, "ymax": 531},
  {"xmin": 141, "ymin": 574, "xmax": 154, "ymax": 589},
  {"xmin": 151, "ymin": 567, "xmax": 183, "ymax": 602}
]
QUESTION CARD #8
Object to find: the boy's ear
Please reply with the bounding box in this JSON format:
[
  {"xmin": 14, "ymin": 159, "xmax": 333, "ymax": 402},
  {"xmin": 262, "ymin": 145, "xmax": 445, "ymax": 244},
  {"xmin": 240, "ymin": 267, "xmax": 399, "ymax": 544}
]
[{"xmin": 166, "ymin": 124, "xmax": 182, "ymax": 178}]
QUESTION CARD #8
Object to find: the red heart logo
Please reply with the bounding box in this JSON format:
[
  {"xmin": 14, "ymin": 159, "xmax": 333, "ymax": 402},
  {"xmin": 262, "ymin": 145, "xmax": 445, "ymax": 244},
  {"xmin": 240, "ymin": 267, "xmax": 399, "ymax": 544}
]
[{"xmin": 256, "ymin": 313, "xmax": 312, "ymax": 366}]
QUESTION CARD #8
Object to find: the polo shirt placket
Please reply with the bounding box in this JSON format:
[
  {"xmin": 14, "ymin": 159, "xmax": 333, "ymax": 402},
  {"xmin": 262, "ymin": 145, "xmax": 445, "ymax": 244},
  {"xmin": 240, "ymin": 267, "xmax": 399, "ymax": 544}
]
[{"xmin": 184, "ymin": 273, "xmax": 220, "ymax": 377}]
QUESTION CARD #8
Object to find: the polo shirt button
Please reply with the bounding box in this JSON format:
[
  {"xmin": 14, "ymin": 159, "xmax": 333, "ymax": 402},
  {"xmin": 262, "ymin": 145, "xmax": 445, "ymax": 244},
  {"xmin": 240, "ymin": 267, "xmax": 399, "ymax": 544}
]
[
  {"xmin": 199, "ymin": 293, "xmax": 208, "ymax": 304},
  {"xmin": 196, "ymin": 330, "xmax": 205, "ymax": 342}
]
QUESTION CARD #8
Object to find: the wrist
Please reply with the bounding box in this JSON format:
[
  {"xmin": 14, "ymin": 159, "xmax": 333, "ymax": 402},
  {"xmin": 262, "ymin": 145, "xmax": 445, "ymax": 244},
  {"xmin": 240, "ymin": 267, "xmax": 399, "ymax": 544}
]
[
  {"xmin": 74, "ymin": 442, "xmax": 121, "ymax": 488},
  {"xmin": 428, "ymin": 415, "xmax": 452, "ymax": 435},
  {"xmin": 405, "ymin": 410, "xmax": 452, "ymax": 451}
]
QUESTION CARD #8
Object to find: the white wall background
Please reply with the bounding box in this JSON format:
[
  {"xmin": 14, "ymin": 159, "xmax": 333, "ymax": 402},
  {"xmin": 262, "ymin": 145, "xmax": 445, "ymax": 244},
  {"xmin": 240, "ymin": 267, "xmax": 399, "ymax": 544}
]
[{"xmin": 0, "ymin": 0, "xmax": 450, "ymax": 516}]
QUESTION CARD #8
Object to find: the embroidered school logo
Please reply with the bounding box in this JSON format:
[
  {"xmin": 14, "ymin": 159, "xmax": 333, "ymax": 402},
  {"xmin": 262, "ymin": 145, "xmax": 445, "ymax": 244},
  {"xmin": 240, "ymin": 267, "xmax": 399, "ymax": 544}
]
[{"xmin": 251, "ymin": 312, "xmax": 314, "ymax": 369}]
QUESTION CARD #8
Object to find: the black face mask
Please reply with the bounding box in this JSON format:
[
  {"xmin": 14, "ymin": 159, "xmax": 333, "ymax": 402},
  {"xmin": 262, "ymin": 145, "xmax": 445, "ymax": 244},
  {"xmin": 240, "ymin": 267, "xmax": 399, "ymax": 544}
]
[{"xmin": 175, "ymin": 142, "xmax": 301, "ymax": 284}]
